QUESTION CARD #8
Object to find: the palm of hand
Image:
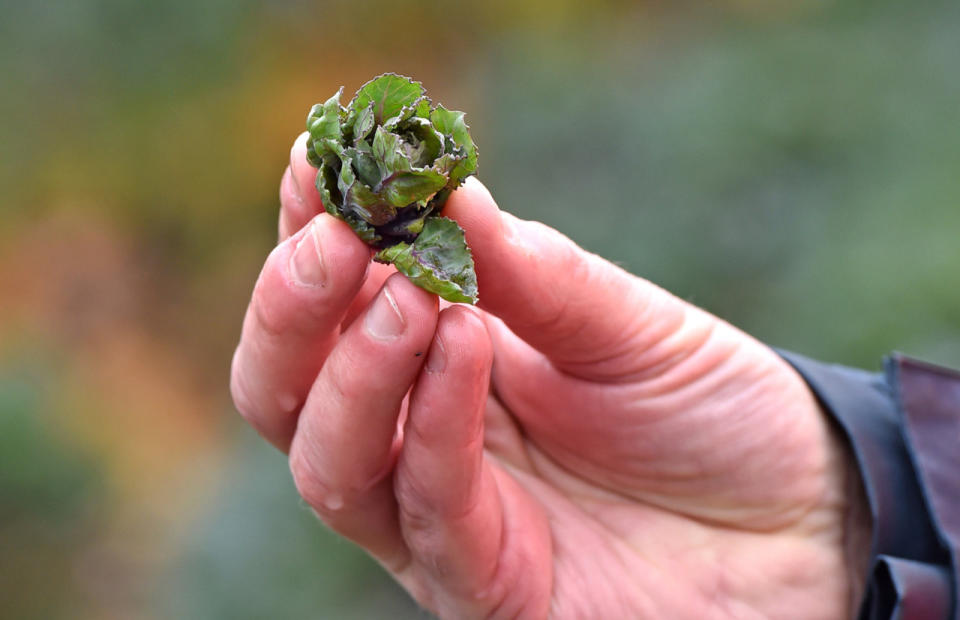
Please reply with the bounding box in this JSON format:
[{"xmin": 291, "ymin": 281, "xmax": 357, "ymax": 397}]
[{"xmin": 469, "ymin": 312, "xmax": 850, "ymax": 619}]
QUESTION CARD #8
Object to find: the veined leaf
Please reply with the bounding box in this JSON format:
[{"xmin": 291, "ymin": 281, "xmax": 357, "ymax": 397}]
[
  {"xmin": 307, "ymin": 88, "xmax": 343, "ymax": 144},
  {"xmin": 400, "ymin": 117, "xmax": 443, "ymax": 167},
  {"xmin": 352, "ymin": 74, "xmax": 425, "ymax": 125},
  {"xmin": 352, "ymin": 151, "xmax": 381, "ymax": 189},
  {"xmin": 338, "ymin": 159, "xmax": 395, "ymax": 225},
  {"xmin": 315, "ymin": 162, "xmax": 340, "ymax": 218},
  {"xmin": 372, "ymin": 126, "xmax": 413, "ymax": 178},
  {"xmin": 375, "ymin": 217, "xmax": 477, "ymax": 304},
  {"xmin": 383, "ymin": 95, "xmax": 428, "ymax": 131},
  {"xmin": 352, "ymin": 101, "xmax": 376, "ymax": 142},
  {"xmin": 430, "ymin": 105, "xmax": 478, "ymax": 185},
  {"xmin": 380, "ymin": 169, "xmax": 446, "ymax": 208}
]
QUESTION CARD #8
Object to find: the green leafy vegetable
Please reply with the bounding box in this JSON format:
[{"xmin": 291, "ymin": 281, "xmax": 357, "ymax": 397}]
[
  {"xmin": 305, "ymin": 74, "xmax": 479, "ymax": 304},
  {"xmin": 375, "ymin": 217, "xmax": 478, "ymax": 304}
]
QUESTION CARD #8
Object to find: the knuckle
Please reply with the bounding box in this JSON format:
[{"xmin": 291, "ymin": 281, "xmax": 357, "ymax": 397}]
[
  {"xmin": 249, "ymin": 245, "xmax": 293, "ymax": 338},
  {"xmin": 229, "ymin": 351, "xmax": 258, "ymax": 423},
  {"xmin": 289, "ymin": 442, "xmax": 337, "ymax": 515},
  {"xmin": 396, "ymin": 497, "xmax": 453, "ymax": 580},
  {"xmin": 517, "ymin": 226, "xmax": 591, "ymax": 332},
  {"xmin": 252, "ymin": 291, "xmax": 289, "ymax": 339},
  {"xmin": 395, "ymin": 474, "xmax": 436, "ymax": 533},
  {"xmin": 229, "ymin": 364, "xmax": 282, "ymax": 443},
  {"xmin": 327, "ymin": 360, "xmax": 364, "ymax": 403},
  {"xmin": 540, "ymin": 252, "xmax": 598, "ymax": 339}
]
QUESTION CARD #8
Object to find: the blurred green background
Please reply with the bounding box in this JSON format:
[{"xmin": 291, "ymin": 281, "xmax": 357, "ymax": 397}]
[{"xmin": 2, "ymin": 0, "xmax": 958, "ymax": 618}]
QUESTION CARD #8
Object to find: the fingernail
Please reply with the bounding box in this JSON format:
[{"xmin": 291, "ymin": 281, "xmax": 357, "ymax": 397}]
[
  {"xmin": 290, "ymin": 220, "xmax": 326, "ymax": 286},
  {"xmin": 425, "ymin": 336, "xmax": 446, "ymax": 373},
  {"xmin": 365, "ymin": 285, "xmax": 405, "ymax": 340}
]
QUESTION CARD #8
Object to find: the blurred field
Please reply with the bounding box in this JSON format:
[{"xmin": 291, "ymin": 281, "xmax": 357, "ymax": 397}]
[{"xmin": 1, "ymin": 1, "xmax": 958, "ymax": 618}]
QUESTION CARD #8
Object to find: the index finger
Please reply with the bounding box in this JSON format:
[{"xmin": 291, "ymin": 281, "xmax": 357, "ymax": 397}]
[
  {"xmin": 231, "ymin": 213, "xmax": 371, "ymax": 451},
  {"xmin": 279, "ymin": 132, "xmax": 327, "ymax": 240}
]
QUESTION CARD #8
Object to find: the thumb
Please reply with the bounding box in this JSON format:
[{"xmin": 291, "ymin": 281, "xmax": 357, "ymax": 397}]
[{"xmin": 443, "ymin": 178, "xmax": 708, "ymax": 381}]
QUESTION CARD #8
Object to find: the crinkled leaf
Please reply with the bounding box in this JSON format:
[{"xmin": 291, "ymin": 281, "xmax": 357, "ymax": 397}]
[
  {"xmin": 380, "ymin": 169, "xmax": 446, "ymax": 208},
  {"xmin": 431, "ymin": 152, "xmax": 459, "ymax": 177},
  {"xmin": 400, "ymin": 117, "xmax": 443, "ymax": 167},
  {"xmin": 347, "ymin": 143, "xmax": 381, "ymax": 189},
  {"xmin": 307, "ymin": 88, "xmax": 343, "ymax": 145},
  {"xmin": 377, "ymin": 207, "xmax": 431, "ymax": 237},
  {"xmin": 309, "ymin": 136, "xmax": 345, "ymax": 167},
  {"xmin": 374, "ymin": 217, "xmax": 477, "ymax": 304},
  {"xmin": 382, "ymin": 95, "xmax": 427, "ymax": 131},
  {"xmin": 338, "ymin": 159, "xmax": 395, "ymax": 226},
  {"xmin": 309, "ymin": 136, "xmax": 344, "ymax": 167},
  {"xmin": 352, "ymin": 101, "xmax": 376, "ymax": 142},
  {"xmin": 372, "ymin": 126, "xmax": 412, "ymax": 178},
  {"xmin": 342, "ymin": 213, "xmax": 379, "ymax": 243},
  {"xmin": 352, "ymin": 74, "xmax": 425, "ymax": 125},
  {"xmin": 430, "ymin": 105, "xmax": 478, "ymax": 185},
  {"xmin": 414, "ymin": 97, "xmax": 431, "ymax": 118},
  {"xmin": 352, "ymin": 152, "xmax": 380, "ymax": 189},
  {"xmin": 323, "ymin": 137, "xmax": 346, "ymax": 160},
  {"xmin": 315, "ymin": 162, "xmax": 340, "ymax": 217},
  {"xmin": 306, "ymin": 140, "xmax": 322, "ymax": 168},
  {"xmin": 316, "ymin": 163, "xmax": 379, "ymax": 242}
]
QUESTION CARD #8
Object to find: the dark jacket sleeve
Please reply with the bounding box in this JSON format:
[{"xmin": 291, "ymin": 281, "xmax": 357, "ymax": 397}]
[{"xmin": 779, "ymin": 352, "xmax": 960, "ymax": 620}]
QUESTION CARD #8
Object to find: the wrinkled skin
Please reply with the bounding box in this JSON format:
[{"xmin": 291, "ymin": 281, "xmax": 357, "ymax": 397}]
[{"xmin": 230, "ymin": 133, "xmax": 866, "ymax": 619}]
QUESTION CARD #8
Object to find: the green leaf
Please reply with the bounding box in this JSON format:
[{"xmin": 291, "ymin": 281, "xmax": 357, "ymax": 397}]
[
  {"xmin": 431, "ymin": 152, "xmax": 459, "ymax": 177},
  {"xmin": 307, "ymin": 88, "xmax": 343, "ymax": 144},
  {"xmin": 399, "ymin": 117, "xmax": 443, "ymax": 167},
  {"xmin": 372, "ymin": 126, "xmax": 412, "ymax": 178},
  {"xmin": 305, "ymin": 140, "xmax": 322, "ymax": 168},
  {"xmin": 375, "ymin": 217, "xmax": 477, "ymax": 304},
  {"xmin": 338, "ymin": 157, "xmax": 395, "ymax": 225},
  {"xmin": 414, "ymin": 97, "xmax": 431, "ymax": 118},
  {"xmin": 352, "ymin": 101, "xmax": 376, "ymax": 142},
  {"xmin": 319, "ymin": 137, "xmax": 345, "ymax": 161},
  {"xmin": 343, "ymin": 213, "xmax": 379, "ymax": 243},
  {"xmin": 315, "ymin": 162, "xmax": 341, "ymax": 218},
  {"xmin": 316, "ymin": 163, "xmax": 379, "ymax": 242},
  {"xmin": 377, "ymin": 208, "xmax": 431, "ymax": 237},
  {"xmin": 430, "ymin": 105, "xmax": 478, "ymax": 185},
  {"xmin": 351, "ymin": 74, "xmax": 425, "ymax": 125},
  {"xmin": 380, "ymin": 169, "xmax": 446, "ymax": 208},
  {"xmin": 382, "ymin": 95, "xmax": 428, "ymax": 131},
  {"xmin": 351, "ymin": 149, "xmax": 381, "ymax": 189}
]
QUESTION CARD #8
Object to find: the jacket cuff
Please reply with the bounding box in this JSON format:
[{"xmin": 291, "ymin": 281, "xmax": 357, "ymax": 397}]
[{"xmin": 778, "ymin": 351, "xmax": 959, "ymax": 620}]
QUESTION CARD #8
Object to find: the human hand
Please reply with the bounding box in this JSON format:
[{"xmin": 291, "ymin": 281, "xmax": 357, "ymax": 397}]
[{"xmin": 230, "ymin": 134, "xmax": 862, "ymax": 618}]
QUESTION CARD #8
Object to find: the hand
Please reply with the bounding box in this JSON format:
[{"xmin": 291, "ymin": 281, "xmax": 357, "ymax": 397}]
[{"xmin": 230, "ymin": 134, "xmax": 862, "ymax": 619}]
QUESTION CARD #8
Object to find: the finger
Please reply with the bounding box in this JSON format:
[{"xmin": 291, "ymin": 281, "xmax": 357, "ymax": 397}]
[
  {"xmin": 340, "ymin": 261, "xmax": 395, "ymax": 331},
  {"xmin": 342, "ymin": 263, "xmax": 462, "ymax": 334},
  {"xmin": 230, "ymin": 214, "xmax": 370, "ymax": 451},
  {"xmin": 288, "ymin": 273, "xmax": 438, "ymax": 567},
  {"xmin": 395, "ymin": 307, "xmax": 551, "ymax": 616},
  {"xmin": 444, "ymin": 178, "xmax": 706, "ymax": 382},
  {"xmin": 279, "ymin": 132, "xmax": 326, "ymax": 240}
]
